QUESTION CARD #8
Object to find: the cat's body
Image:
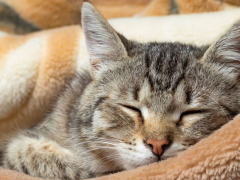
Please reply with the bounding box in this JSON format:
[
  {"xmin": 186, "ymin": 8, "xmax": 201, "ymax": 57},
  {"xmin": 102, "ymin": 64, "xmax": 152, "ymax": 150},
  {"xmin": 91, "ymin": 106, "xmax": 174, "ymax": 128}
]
[{"xmin": 1, "ymin": 2, "xmax": 240, "ymax": 180}]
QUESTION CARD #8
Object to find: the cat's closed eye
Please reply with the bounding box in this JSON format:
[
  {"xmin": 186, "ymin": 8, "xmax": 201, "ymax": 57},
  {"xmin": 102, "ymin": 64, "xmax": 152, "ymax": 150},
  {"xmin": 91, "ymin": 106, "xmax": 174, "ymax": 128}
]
[
  {"xmin": 120, "ymin": 104, "xmax": 140, "ymax": 113},
  {"xmin": 177, "ymin": 110, "xmax": 206, "ymax": 126},
  {"xmin": 119, "ymin": 104, "xmax": 144, "ymax": 123}
]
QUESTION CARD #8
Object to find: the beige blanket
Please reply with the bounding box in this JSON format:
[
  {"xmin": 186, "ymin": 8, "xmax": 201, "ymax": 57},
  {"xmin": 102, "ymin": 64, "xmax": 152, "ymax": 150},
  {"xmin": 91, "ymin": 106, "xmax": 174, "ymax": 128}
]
[
  {"xmin": 0, "ymin": 0, "xmax": 239, "ymax": 34},
  {"xmin": 1, "ymin": 1, "xmax": 240, "ymax": 180}
]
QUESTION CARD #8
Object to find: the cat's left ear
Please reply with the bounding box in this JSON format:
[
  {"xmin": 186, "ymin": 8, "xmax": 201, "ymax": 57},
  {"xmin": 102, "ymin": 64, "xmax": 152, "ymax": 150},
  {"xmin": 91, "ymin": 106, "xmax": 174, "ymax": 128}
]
[
  {"xmin": 202, "ymin": 20, "xmax": 240, "ymax": 71},
  {"xmin": 81, "ymin": 2, "xmax": 128, "ymax": 78}
]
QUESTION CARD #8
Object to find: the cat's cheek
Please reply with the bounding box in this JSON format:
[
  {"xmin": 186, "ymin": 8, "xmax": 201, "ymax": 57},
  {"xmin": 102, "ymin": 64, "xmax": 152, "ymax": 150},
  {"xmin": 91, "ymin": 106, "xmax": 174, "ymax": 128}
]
[
  {"xmin": 118, "ymin": 139, "xmax": 157, "ymax": 170},
  {"xmin": 161, "ymin": 142, "xmax": 187, "ymax": 160}
]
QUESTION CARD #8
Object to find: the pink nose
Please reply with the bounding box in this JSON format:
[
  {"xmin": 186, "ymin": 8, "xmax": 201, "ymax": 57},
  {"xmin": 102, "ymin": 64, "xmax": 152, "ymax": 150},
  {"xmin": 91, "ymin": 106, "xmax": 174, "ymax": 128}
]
[{"xmin": 146, "ymin": 139, "xmax": 169, "ymax": 156}]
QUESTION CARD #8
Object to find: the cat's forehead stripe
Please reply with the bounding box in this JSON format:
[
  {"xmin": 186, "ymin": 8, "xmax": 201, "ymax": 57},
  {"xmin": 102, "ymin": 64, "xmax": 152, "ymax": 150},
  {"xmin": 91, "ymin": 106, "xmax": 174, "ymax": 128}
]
[
  {"xmin": 185, "ymin": 89, "xmax": 192, "ymax": 104},
  {"xmin": 138, "ymin": 80, "xmax": 152, "ymax": 101},
  {"xmin": 132, "ymin": 86, "xmax": 140, "ymax": 101}
]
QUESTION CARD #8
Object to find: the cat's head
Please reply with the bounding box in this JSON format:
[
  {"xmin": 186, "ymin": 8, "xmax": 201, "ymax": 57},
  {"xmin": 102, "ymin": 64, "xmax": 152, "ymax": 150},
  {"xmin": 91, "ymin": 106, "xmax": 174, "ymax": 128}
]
[{"xmin": 79, "ymin": 2, "xmax": 240, "ymax": 171}]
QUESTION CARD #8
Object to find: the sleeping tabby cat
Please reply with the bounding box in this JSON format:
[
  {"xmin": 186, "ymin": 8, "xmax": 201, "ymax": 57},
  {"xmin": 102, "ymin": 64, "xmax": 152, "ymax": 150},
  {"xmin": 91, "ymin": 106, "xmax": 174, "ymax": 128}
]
[{"xmin": 1, "ymin": 2, "xmax": 240, "ymax": 179}]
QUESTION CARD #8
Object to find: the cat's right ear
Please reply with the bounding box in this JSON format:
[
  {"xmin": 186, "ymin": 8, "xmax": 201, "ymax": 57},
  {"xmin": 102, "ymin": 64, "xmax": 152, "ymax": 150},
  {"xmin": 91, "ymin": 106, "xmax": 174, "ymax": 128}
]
[
  {"xmin": 81, "ymin": 2, "xmax": 128, "ymax": 79},
  {"xmin": 202, "ymin": 20, "xmax": 240, "ymax": 72}
]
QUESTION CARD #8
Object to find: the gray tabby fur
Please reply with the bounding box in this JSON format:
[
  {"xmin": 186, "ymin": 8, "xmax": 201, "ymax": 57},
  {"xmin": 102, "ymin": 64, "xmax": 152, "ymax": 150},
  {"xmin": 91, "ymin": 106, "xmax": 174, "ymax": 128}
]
[{"xmin": 1, "ymin": 2, "xmax": 240, "ymax": 179}]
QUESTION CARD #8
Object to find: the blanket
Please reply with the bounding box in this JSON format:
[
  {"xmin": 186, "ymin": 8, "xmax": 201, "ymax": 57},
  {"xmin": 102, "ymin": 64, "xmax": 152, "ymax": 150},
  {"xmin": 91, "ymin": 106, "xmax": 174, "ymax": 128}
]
[
  {"xmin": 0, "ymin": 0, "xmax": 239, "ymax": 34},
  {"xmin": 1, "ymin": 1, "xmax": 240, "ymax": 180}
]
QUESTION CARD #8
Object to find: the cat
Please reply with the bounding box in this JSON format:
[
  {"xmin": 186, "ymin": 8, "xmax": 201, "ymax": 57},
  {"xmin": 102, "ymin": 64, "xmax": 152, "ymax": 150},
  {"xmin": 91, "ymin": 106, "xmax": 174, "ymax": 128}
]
[{"xmin": 1, "ymin": 2, "xmax": 240, "ymax": 180}]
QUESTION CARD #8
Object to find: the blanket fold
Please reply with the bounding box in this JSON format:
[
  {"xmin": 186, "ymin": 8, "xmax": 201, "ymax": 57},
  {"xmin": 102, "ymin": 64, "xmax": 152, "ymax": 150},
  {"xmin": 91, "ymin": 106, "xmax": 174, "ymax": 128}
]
[
  {"xmin": 0, "ymin": 0, "xmax": 239, "ymax": 34},
  {"xmin": 0, "ymin": 26, "xmax": 81, "ymax": 139},
  {"xmin": 1, "ymin": 1, "xmax": 240, "ymax": 180}
]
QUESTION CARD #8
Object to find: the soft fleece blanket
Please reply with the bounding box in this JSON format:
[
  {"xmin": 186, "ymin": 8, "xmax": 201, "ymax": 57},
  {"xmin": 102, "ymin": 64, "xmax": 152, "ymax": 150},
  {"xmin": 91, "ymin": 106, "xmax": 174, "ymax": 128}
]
[
  {"xmin": 1, "ymin": 3, "xmax": 240, "ymax": 180},
  {"xmin": 0, "ymin": 0, "xmax": 239, "ymax": 34}
]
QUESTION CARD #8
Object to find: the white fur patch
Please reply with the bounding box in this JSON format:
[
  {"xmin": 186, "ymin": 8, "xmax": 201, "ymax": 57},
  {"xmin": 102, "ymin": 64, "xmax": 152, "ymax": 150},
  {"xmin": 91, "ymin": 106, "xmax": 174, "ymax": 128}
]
[
  {"xmin": 161, "ymin": 142, "xmax": 187, "ymax": 160},
  {"xmin": 139, "ymin": 80, "xmax": 151, "ymax": 101},
  {"xmin": 92, "ymin": 110, "xmax": 113, "ymax": 131},
  {"xmin": 141, "ymin": 107, "xmax": 149, "ymax": 120},
  {"xmin": 118, "ymin": 138, "xmax": 156, "ymax": 170}
]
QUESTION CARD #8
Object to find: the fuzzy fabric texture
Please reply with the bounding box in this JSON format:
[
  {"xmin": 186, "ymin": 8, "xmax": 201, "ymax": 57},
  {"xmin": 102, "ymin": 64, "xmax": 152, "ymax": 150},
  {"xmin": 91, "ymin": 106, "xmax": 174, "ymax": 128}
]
[
  {"xmin": 1, "ymin": 1, "xmax": 240, "ymax": 180},
  {"xmin": 0, "ymin": 167, "xmax": 44, "ymax": 180},
  {"xmin": 0, "ymin": 26, "xmax": 82, "ymax": 140},
  {"xmin": 0, "ymin": 0, "xmax": 239, "ymax": 34}
]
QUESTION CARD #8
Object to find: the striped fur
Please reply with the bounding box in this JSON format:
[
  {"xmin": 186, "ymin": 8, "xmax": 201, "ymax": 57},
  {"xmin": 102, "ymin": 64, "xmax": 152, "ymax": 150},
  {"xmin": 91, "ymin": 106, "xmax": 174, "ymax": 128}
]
[{"xmin": 2, "ymin": 2, "xmax": 240, "ymax": 180}]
